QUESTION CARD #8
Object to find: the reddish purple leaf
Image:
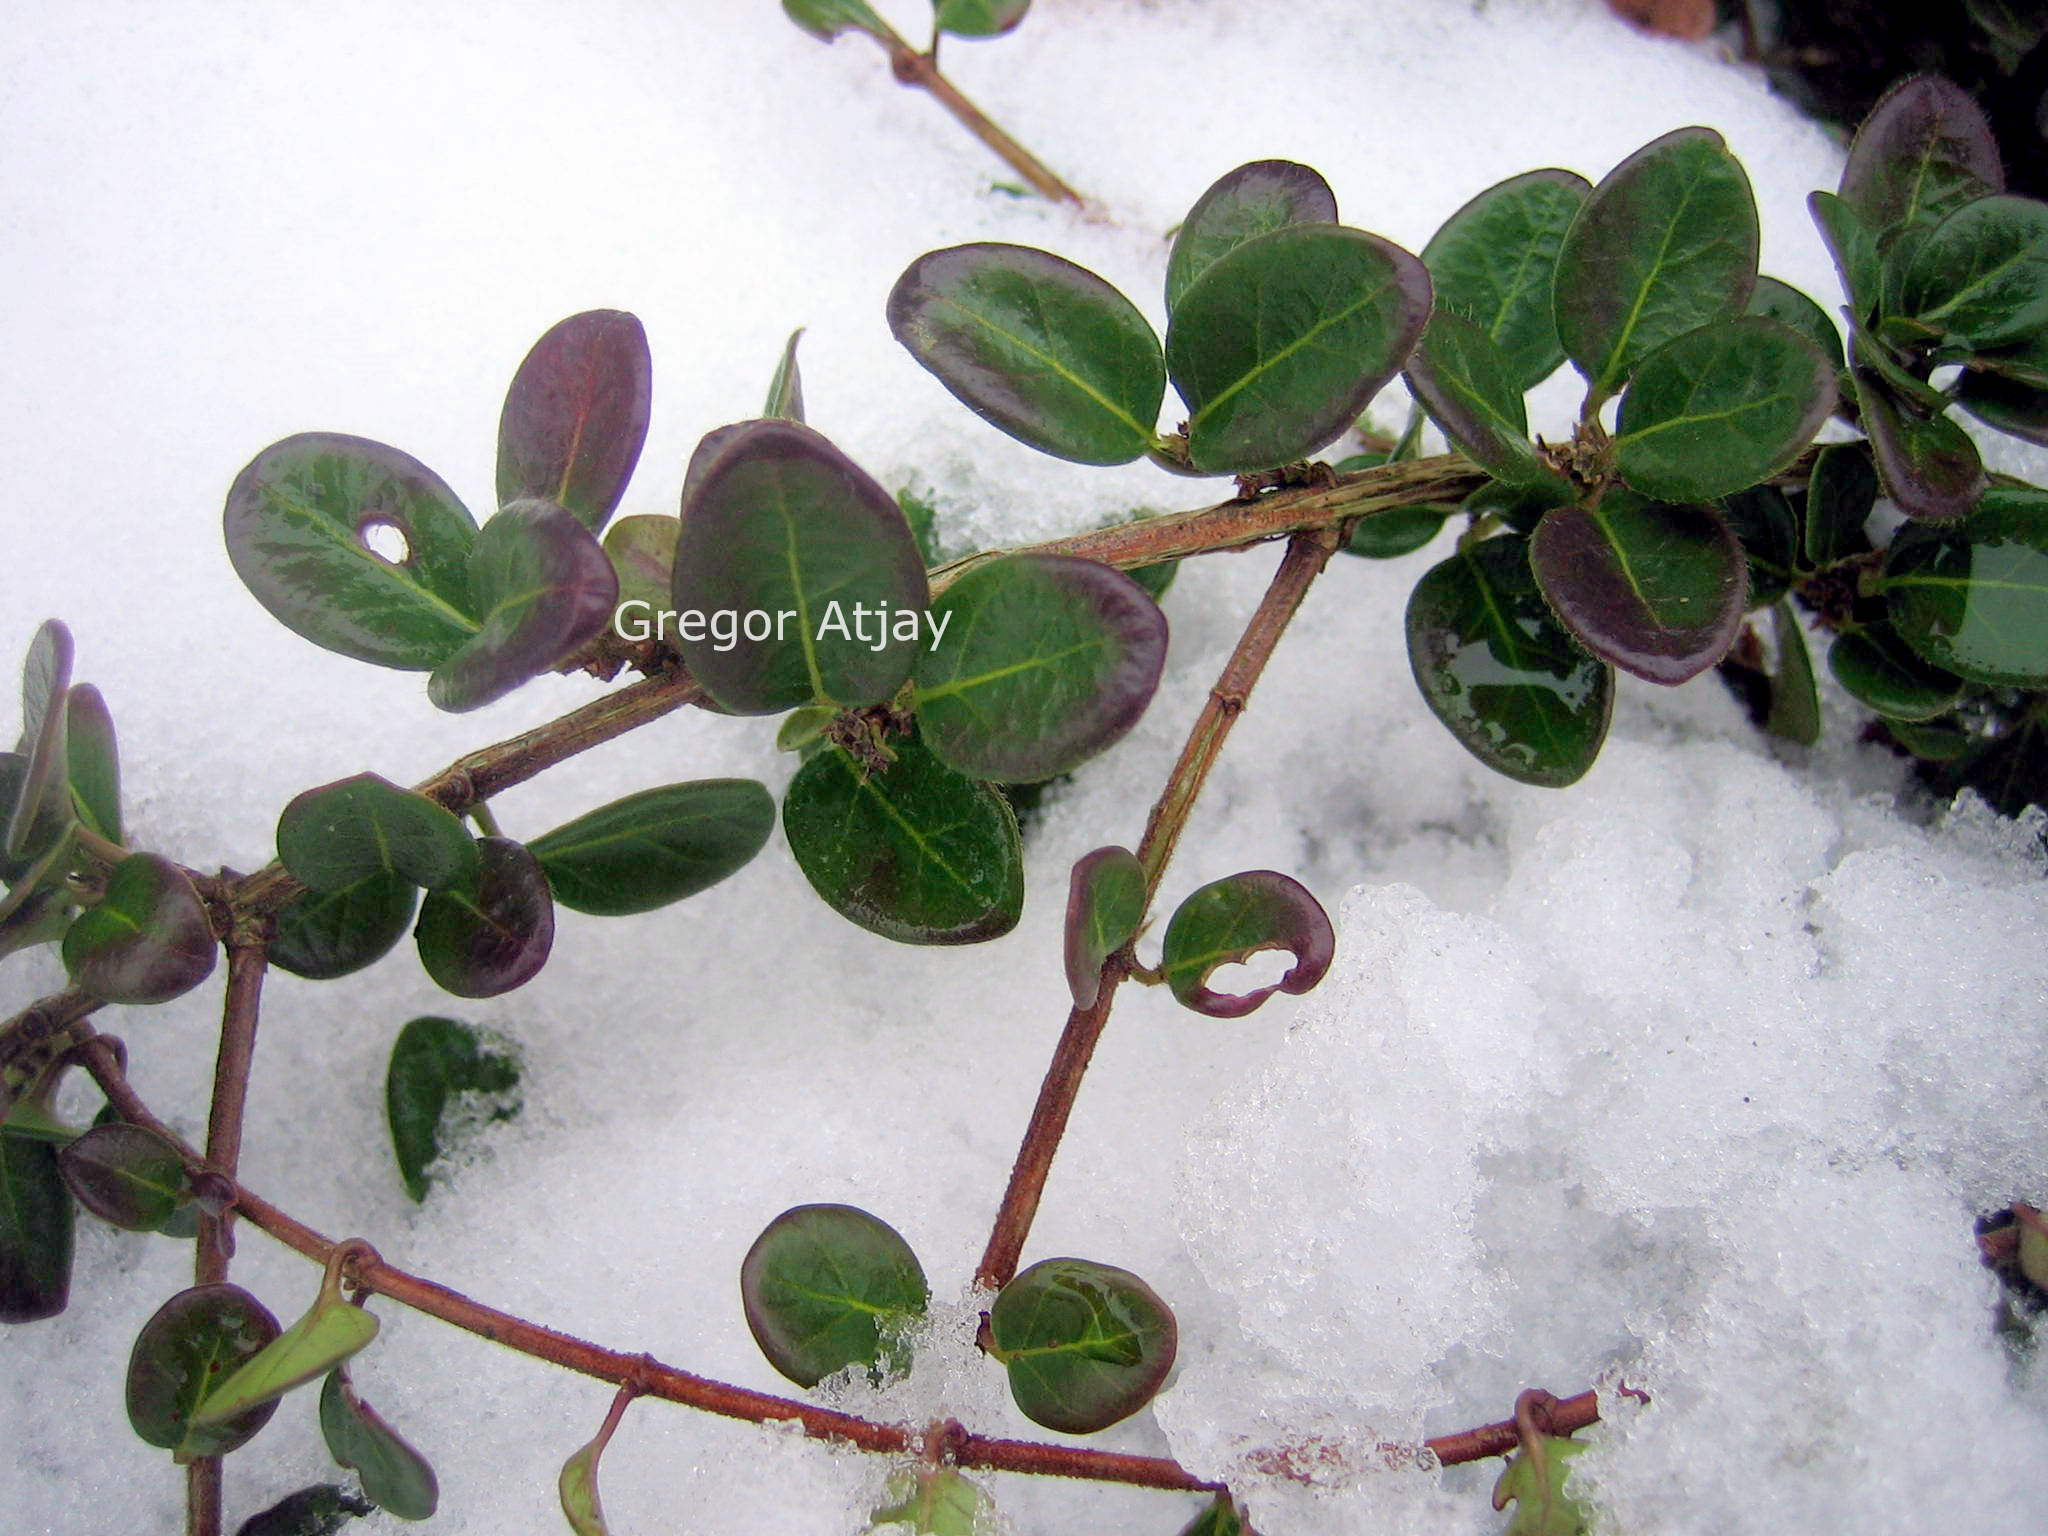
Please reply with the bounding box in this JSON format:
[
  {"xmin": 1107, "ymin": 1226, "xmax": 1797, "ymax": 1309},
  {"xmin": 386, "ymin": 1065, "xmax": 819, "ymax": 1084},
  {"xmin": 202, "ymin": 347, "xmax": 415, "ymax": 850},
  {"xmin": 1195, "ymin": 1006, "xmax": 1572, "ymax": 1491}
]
[
  {"xmin": 496, "ymin": 311, "xmax": 652, "ymax": 534},
  {"xmin": 1160, "ymin": 870, "xmax": 1334, "ymax": 1019}
]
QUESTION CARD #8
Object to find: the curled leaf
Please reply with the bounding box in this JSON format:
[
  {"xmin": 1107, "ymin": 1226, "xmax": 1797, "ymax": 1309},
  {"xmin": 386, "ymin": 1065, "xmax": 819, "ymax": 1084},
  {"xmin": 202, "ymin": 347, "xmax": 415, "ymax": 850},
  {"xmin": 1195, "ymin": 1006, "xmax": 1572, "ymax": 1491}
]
[
  {"xmin": 1158, "ymin": 870, "xmax": 1334, "ymax": 1018},
  {"xmin": 191, "ymin": 1261, "xmax": 379, "ymax": 1426},
  {"xmin": 385, "ymin": 1016, "xmax": 522, "ymax": 1203},
  {"xmin": 1064, "ymin": 846, "xmax": 1144, "ymax": 1010}
]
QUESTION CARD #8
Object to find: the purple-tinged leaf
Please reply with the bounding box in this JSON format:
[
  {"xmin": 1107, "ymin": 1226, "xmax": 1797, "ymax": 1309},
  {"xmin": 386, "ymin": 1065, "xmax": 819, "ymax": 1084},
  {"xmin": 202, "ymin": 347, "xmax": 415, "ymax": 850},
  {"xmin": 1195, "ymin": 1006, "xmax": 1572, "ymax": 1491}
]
[
  {"xmin": 276, "ymin": 773, "xmax": 477, "ymax": 892},
  {"xmin": 62, "ymin": 852, "xmax": 216, "ymax": 1005},
  {"xmin": 601, "ymin": 514, "xmax": 680, "ymax": 620},
  {"xmin": 1957, "ymin": 368, "xmax": 2048, "ymax": 446},
  {"xmin": 1423, "ymin": 167, "xmax": 1590, "ymax": 390},
  {"xmin": 987, "ymin": 1257, "xmax": 1177, "ymax": 1433},
  {"xmin": 1403, "ymin": 311, "xmax": 1573, "ymax": 498},
  {"xmin": 1840, "ymin": 75, "xmax": 2003, "ymax": 247},
  {"xmin": 126, "ymin": 1284, "xmax": 282, "ymax": 1461},
  {"xmin": 1166, "ymin": 160, "xmax": 1338, "ymax": 313},
  {"xmin": 1808, "ymin": 191, "xmax": 1882, "ymax": 325},
  {"xmin": 64, "ymin": 684, "xmax": 120, "ymax": 845},
  {"xmin": 8, "ymin": 620, "xmax": 72, "ymax": 863},
  {"xmin": 1064, "ymin": 846, "xmax": 1143, "ymax": 1010},
  {"xmin": 763, "ymin": 328, "xmax": 806, "ymax": 423},
  {"xmin": 1159, "ymin": 870, "xmax": 1334, "ymax": 1019},
  {"xmin": 741, "ymin": 1204, "xmax": 929, "ymax": 1387},
  {"xmin": 1747, "ymin": 275, "xmax": 1844, "ymax": 372},
  {"xmin": 413, "ymin": 837, "xmax": 554, "ymax": 998},
  {"xmin": 1854, "ymin": 367, "xmax": 1985, "ymax": 521},
  {"xmin": 268, "ymin": 872, "xmax": 418, "ymax": 981},
  {"xmin": 495, "ymin": 310, "xmax": 651, "ymax": 535},
  {"xmin": 58, "ymin": 1122, "xmax": 191, "ymax": 1232},
  {"xmin": 1900, "ymin": 194, "xmax": 2048, "ymax": 352}
]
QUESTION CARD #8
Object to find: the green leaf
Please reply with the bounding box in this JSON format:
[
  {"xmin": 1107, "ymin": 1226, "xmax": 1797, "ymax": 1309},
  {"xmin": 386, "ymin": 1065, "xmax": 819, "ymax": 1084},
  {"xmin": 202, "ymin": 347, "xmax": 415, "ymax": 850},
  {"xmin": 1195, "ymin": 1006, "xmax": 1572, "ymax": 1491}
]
[
  {"xmin": 1166, "ymin": 160, "xmax": 1337, "ymax": 314},
  {"xmin": 1403, "ymin": 312, "xmax": 1573, "ymax": 495},
  {"xmin": 8, "ymin": 619, "xmax": 72, "ymax": 863},
  {"xmin": 783, "ymin": 0, "xmax": 891, "ymax": 42},
  {"xmin": 1747, "ymin": 275, "xmax": 1845, "ymax": 372},
  {"xmin": 783, "ymin": 738, "xmax": 1023, "ymax": 944},
  {"xmin": 0, "ymin": 1126, "xmax": 73, "ymax": 1322},
  {"xmin": 1492, "ymin": 1434, "xmax": 1593, "ymax": 1536},
  {"xmin": 62, "ymin": 852, "xmax": 216, "ymax": 1004},
  {"xmin": 987, "ymin": 1257, "xmax": 1177, "ymax": 1434},
  {"xmin": 57, "ymin": 1122, "xmax": 190, "ymax": 1232},
  {"xmin": 427, "ymin": 499, "xmax": 620, "ymax": 713},
  {"xmin": 1883, "ymin": 490, "xmax": 2048, "ymax": 684},
  {"xmin": 320, "ymin": 1368, "xmax": 439, "ymax": 1521},
  {"xmin": 1957, "ymin": 367, "xmax": 2048, "ymax": 446},
  {"xmin": 1854, "ymin": 364, "xmax": 1987, "ymax": 521},
  {"xmin": 1762, "ymin": 602, "xmax": 1822, "ymax": 747},
  {"xmin": 1829, "ymin": 622, "xmax": 1966, "ymax": 720},
  {"xmin": 1166, "ymin": 223, "xmax": 1432, "ymax": 474},
  {"xmin": 1554, "ymin": 127, "xmax": 1759, "ymax": 402},
  {"xmin": 1808, "ymin": 191, "xmax": 1881, "ymax": 325},
  {"xmin": 1176, "ymin": 1494, "xmax": 1254, "ymax": 1536},
  {"xmin": 268, "ymin": 872, "xmax": 419, "ymax": 981},
  {"xmin": 741, "ymin": 1203, "xmax": 929, "ymax": 1387},
  {"xmin": 496, "ymin": 310, "xmax": 651, "ymax": 535},
  {"xmin": 63, "ymin": 683, "xmax": 120, "ymax": 845},
  {"xmin": 1613, "ymin": 316, "xmax": 1835, "ymax": 502},
  {"xmin": 889, "ymin": 244, "xmax": 1166, "ymax": 465},
  {"xmin": 527, "ymin": 779, "xmax": 775, "ymax": 916},
  {"xmin": 385, "ymin": 1016, "xmax": 522, "ymax": 1203},
  {"xmin": 869, "ymin": 1467, "xmax": 995, "ymax": 1534},
  {"xmin": 934, "ymin": 0, "xmax": 1029, "ymax": 38},
  {"xmin": 126, "ymin": 1284, "xmax": 282, "ymax": 1461},
  {"xmin": 1530, "ymin": 493, "xmax": 1747, "ymax": 684},
  {"xmin": 192, "ymin": 1276, "xmax": 379, "ymax": 1427},
  {"xmin": 233, "ymin": 1485, "xmax": 374, "ymax": 1536},
  {"xmin": 763, "ymin": 327, "xmax": 807, "ymax": 422},
  {"xmin": 601, "ymin": 514, "xmax": 680, "ymax": 619},
  {"xmin": 1343, "ymin": 503, "xmax": 1450, "ymax": 559},
  {"xmin": 1805, "ymin": 443, "xmax": 1878, "ymax": 566},
  {"xmin": 1900, "ymin": 195, "xmax": 2048, "ymax": 351},
  {"xmin": 559, "ymin": 1428, "xmax": 614, "ymax": 1536},
  {"xmin": 1406, "ymin": 534, "xmax": 1614, "ymax": 786},
  {"xmin": 672, "ymin": 419, "xmax": 930, "ymax": 713},
  {"xmin": 1840, "ymin": 75, "xmax": 2002, "ymax": 255},
  {"xmin": 0, "ymin": 827, "xmax": 77, "ymax": 965},
  {"xmin": 276, "ymin": 773, "xmax": 477, "ymax": 892},
  {"xmin": 1159, "ymin": 870, "xmax": 1335, "ymax": 1019},
  {"xmin": 1064, "ymin": 845, "xmax": 1144, "ymax": 1010},
  {"xmin": 224, "ymin": 433, "xmax": 481, "ymax": 669},
  {"xmin": 1718, "ymin": 485, "xmax": 1798, "ymax": 609},
  {"xmin": 914, "ymin": 554, "xmax": 1167, "ymax": 782},
  {"xmin": 414, "ymin": 836, "xmax": 555, "ymax": 998},
  {"xmin": 1422, "ymin": 167, "xmax": 1590, "ymax": 390}
]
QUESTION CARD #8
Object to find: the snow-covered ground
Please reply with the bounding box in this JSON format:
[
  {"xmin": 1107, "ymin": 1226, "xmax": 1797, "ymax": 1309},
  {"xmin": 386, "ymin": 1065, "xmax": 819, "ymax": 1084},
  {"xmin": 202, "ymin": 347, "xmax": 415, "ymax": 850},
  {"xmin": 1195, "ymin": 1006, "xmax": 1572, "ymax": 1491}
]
[{"xmin": 5, "ymin": 2, "xmax": 2047, "ymax": 1532}]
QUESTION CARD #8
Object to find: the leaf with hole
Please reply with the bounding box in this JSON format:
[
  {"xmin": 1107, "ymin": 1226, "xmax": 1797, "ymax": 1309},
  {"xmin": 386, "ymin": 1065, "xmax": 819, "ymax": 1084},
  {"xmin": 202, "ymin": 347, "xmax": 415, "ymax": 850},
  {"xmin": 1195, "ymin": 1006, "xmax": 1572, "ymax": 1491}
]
[
  {"xmin": 496, "ymin": 310, "xmax": 651, "ymax": 535},
  {"xmin": 783, "ymin": 0, "xmax": 891, "ymax": 41},
  {"xmin": 741, "ymin": 1203, "xmax": 929, "ymax": 1387},
  {"xmin": 1406, "ymin": 534, "xmax": 1613, "ymax": 786},
  {"xmin": 268, "ymin": 872, "xmax": 419, "ymax": 981},
  {"xmin": 126, "ymin": 1283, "xmax": 282, "ymax": 1460},
  {"xmin": 1492, "ymin": 1434, "xmax": 1593, "ymax": 1536},
  {"xmin": 1158, "ymin": 870, "xmax": 1334, "ymax": 1019},
  {"xmin": 1748, "ymin": 275, "xmax": 1844, "ymax": 372},
  {"xmin": 1829, "ymin": 623, "xmax": 1966, "ymax": 720},
  {"xmin": 1166, "ymin": 223, "xmax": 1431, "ymax": 474},
  {"xmin": 385, "ymin": 1016, "xmax": 522, "ymax": 1203},
  {"xmin": 191, "ymin": 1272, "xmax": 379, "ymax": 1427},
  {"xmin": 57, "ymin": 1122, "xmax": 190, "ymax": 1232},
  {"xmin": 1762, "ymin": 602, "xmax": 1822, "ymax": 747},
  {"xmin": 1883, "ymin": 490, "xmax": 2048, "ymax": 684},
  {"xmin": 320, "ymin": 1367, "xmax": 439, "ymax": 1521},
  {"xmin": 62, "ymin": 852, "xmax": 216, "ymax": 1004},
  {"xmin": 414, "ymin": 836, "xmax": 554, "ymax": 997},
  {"xmin": 1423, "ymin": 167, "xmax": 1589, "ymax": 389},
  {"xmin": 673, "ymin": 419, "xmax": 929, "ymax": 713},
  {"xmin": 1064, "ymin": 845, "xmax": 1143, "ymax": 1011},
  {"xmin": 602, "ymin": 514, "xmax": 680, "ymax": 617},
  {"xmin": 1899, "ymin": 195, "xmax": 2048, "ymax": 352},
  {"xmin": 987, "ymin": 1257, "xmax": 1176, "ymax": 1434},
  {"xmin": 8, "ymin": 619, "xmax": 72, "ymax": 863},
  {"xmin": 224, "ymin": 433, "xmax": 480, "ymax": 669},
  {"xmin": 889, "ymin": 244, "xmax": 1165, "ymax": 465},
  {"xmin": 1840, "ymin": 75, "xmax": 2002, "ymax": 254},
  {"xmin": 527, "ymin": 779, "xmax": 774, "ymax": 916},
  {"xmin": 763, "ymin": 327, "xmax": 806, "ymax": 422},
  {"xmin": 783, "ymin": 737, "xmax": 1023, "ymax": 944},
  {"xmin": 0, "ymin": 1126, "xmax": 73, "ymax": 1322},
  {"xmin": 1166, "ymin": 160, "xmax": 1337, "ymax": 313},
  {"xmin": 914, "ymin": 554, "xmax": 1166, "ymax": 782},
  {"xmin": 1718, "ymin": 485, "xmax": 1798, "ymax": 609},
  {"xmin": 1805, "ymin": 443, "xmax": 1877, "ymax": 566},
  {"xmin": 935, "ymin": 0, "xmax": 1029, "ymax": 38},
  {"xmin": 1554, "ymin": 127, "xmax": 1758, "ymax": 402},
  {"xmin": 276, "ymin": 773, "xmax": 477, "ymax": 892},
  {"xmin": 1403, "ymin": 312, "xmax": 1573, "ymax": 496},
  {"xmin": 1855, "ymin": 365, "xmax": 1986, "ymax": 521},
  {"xmin": 232, "ymin": 1484, "xmax": 374, "ymax": 1536}
]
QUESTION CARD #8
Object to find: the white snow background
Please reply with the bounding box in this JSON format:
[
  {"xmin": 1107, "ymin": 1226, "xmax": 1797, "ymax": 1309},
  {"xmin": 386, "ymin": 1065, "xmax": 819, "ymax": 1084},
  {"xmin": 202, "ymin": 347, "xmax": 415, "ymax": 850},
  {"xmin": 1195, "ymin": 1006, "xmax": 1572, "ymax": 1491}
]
[{"xmin": 6, "ymin": 1, "xmax": 2048, "ymax": 1532}]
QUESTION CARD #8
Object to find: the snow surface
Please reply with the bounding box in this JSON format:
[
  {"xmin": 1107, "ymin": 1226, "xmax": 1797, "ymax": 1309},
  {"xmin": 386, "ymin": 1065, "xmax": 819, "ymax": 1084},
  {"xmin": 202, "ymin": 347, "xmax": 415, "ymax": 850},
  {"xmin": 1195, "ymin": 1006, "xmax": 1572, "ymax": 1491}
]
[{"xmin": 5, "ymin": 1, "xmax": 2048, "ymax": 1532}]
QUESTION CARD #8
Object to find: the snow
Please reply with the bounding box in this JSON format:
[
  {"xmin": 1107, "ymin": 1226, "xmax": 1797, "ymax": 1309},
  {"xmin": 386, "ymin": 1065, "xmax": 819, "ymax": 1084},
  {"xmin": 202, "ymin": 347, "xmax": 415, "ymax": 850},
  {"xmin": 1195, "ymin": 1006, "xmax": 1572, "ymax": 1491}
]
[{"xmin": 5, "ymin": 1, "xmax": 2048, "ymax": 1532}]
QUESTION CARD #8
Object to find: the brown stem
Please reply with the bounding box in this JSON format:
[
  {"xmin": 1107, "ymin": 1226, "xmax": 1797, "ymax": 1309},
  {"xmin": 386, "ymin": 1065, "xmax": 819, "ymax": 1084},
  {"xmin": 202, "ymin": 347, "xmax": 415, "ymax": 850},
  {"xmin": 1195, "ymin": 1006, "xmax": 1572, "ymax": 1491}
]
[
  {"xmin": 0, "ymin": 987, "xmax": 101, "ymax": 1104},
  {"xmin": 871, "ymin": 33, "xmax": 1084, "ymax": 206},
  {"xmin": 186, "ymin": 1461, "xmax": 222, "ymax": 1536},
  {"xmin": 196, "ymin": 938, "xmax": 268, "ymax": 1285}
]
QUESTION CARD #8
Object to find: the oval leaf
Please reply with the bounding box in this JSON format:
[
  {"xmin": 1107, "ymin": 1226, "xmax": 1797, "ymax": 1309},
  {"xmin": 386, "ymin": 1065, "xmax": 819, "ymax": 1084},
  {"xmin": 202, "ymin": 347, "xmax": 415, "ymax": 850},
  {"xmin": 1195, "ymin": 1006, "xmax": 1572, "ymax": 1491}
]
[
  {"xmin": 496, "ymin": 310, "xmax": 651, "ymax": 534},
  {"xmin": 870, "ymin": 1467, "xmax": 997, "ymax": 1535},
  {"xmin": 1747, "ymin": 274, "xmax": 1844, "ymax": 372},
  {"xmin": 987, "ymin": 1257, "xmax": 1177, "ymax": 1434},
  {"xmin": 319, "ymin": 1368, "xmax": 439, "ymax": 1521},
  {"xmin": 1854, "ymin": 364, "xmax": 1987, "ymax": 521},
  {"xmin": 889, "ymin": 244, "xmax": 1166, "ymax": 466},
  {"xmin": 784, "ymin": 0, "xmax": 890, "ymax": 42},
  {"xmin": 1422, "ymin": 167, "xmax": 1590, "ymax": 389},
  {"xmin": 1064, "ymin": 846, "xmax": 1144, "ymax": 1011},
  {"xmin": 126, "ymin": 1284, "xmax": 282, "ymax": 1461},
  {"xmin": 1554, "ymin": 127, "xmax": 1759, "ymax": 402},
  {"xmin": 784, "ymin": 738, "xmax": 1022, "ymax": 944},
  {"xmin": 64, "ymin": 683, "xmax": 120, "ymax": 844},
  {"xmin": 9, "ymin": 619, "xmax": 73, "ymax": 863},
  {"xmin": 559, "ymin": 1432, "xmax": 613, "ymax": 1536},
  {"xmin": 62, "ymin": 852, "xmax": 216, "ymax": 1004},
  {"xmin": 1900, "ymin": 194, "xmax": 2048, "ymax": 352},
  {"xmin": 1829, "ymin": 623, "xmax": 1966, "ymax": 720},
  {"xmin": 1840, "ymin": 75, "xmax": 2003, "ymax": 248},
  {"xmin": 763, "ymin": 327, "xmax": 806, "ymax": 423},
  {"xmin": 1403, "ymin": 311, "xmax": 1573, "ymax": 495},
  {"xmin": 276, "ymin": 773, "xmax": 477, "ymax": 892},
  {"xmin": 1614, "ymin": 316, "xmax": 1836, "ymax": 502},
  {"xmin": 1167, "ymin": 223, "xmax": 1432, "ymax": 474},
  {"xmin": 385, "ymin": 1016, "xmax": 522, "ymax": 1203},
  {"xmin": 1806, "ymin": 443, "xmax": 1878, "ymax": 566},
  {"xmin": 224, "ymin": 433, "xmax": 480, "ymax": 669},
  {"xmin": 1406, "ymin": 534, "xmax": 1614, "ymax": 786},
  {"xmin": 934, "ymin": 0, "xmax": 1029, "ymax": 38},
  {"xmin": 1884, "ymin": 490, "xmax": 2048, "ymax": 684},
  {"xmin": 741, "ymin": 1204, "xmax": 929, "ymax": 1387},
  {"xmin": 268, "ymin": 872, "xmax": 419, "ymax": 981},
  {"xmin": 57, "ymin": 1121, "xmax": 190, "ymax": 1232},
  {"xmin": 1166, "ymin": 160, "xmax": 1338, "ymax": 313},
  {"xmin": 192, "ymin": 1289, "xmax": 379, "ymax": 1427},
  {"xmin": 914, "ymin": 554, "xmax": 1167, "ymax": 782},
  {"xmin": 414, "ymin": 836, "xmax": 555, "ymax": 998},
  {"xmin": 527, "ymin": 779, "xmax": 775, "ymax": 916},
  {"xmin": 1158, "ymin": 870, "xmax": 1334, "ymax": 1019},
  {"xmin": 673, "ymin": 419, "xmax": 929, "ymax": 713},
  {"xmin": 0, "ymin": 1127, "xmax": 73, "ymax": 1322},
  {"xmin": 1530, "ymin": 493, "xmax": 1747, "ymax": 684}
]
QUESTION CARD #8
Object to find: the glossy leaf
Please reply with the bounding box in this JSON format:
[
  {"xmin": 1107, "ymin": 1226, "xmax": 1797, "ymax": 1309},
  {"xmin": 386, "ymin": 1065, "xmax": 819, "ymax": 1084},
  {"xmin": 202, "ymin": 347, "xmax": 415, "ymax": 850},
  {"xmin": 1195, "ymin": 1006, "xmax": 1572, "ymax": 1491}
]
[
  {"xmin": 783, "ymin": 0, "xmax": 890, "ymax": 41},
  {"xmin": 414, "ymin": 836, "xmax": 554, "ymax": 997},
  {"xmin": 1530, "ymin": 493, "xmax": 1746, "ymax": 684},
  {"xmin": 385, "ymin": 1016, "xmax": 522, "ymax": 1203},
  {"xmin": 1840, "ymin": 75, "xmax": 2002, "ymax": 251},
  {"xmin": 1719, "ymin": 485, "xmax": 1798, "ymax": 609},
  {"xmin": 1613, "ymin": 316, "xmax": 1835, "ymax": 501},
  {"xmin": 126, "ymin": 1284, "xmax": 282, "ymax": 1460},
  {"xmin": 1763, "ymin": 602, "xmax": 1822, "ymax": 748},
  {"xmin": 1900, "ymin": 195, "xmax": 2048, "ymax": 351},
  {"xmin": 763, "ymin": 327, "xmax": 806, "ymax": 422},
  {"xmin": 1403, "ymin": 311, "xmax": 1572, "ymax": 495},
  {"xmin": 276, "ymin": 773, "xmax": 477, "ymax": 892},
  {"xmin": 602, "ymin": 514, "xmax": 680, "ymax": 617},
  {"xmin": 1554, "ymin": 127, "xmax": 1759, "ymax": 402},
  {"xmin": 496, "ymin": 310, "xmax": 651, "ymax": 534},
  {"xmin": 934, "ymin": 0, "xmax": 1029, "ymax": 39},
  {"xmin": 1166, "ymin": 223, "xmax": 1432, "ymax": 474},
  {"xmin": 889, "ymin": 244, "xmax": 1166, "ymax": 465},
  {"xmin": 783, "ymin": 738, "xmax": 1023, "ymax": 944},
  {"xmin": 869, "ymin": 1466, "xmax": 995, "ymax": 1534},
  {"xmin": 741, "ymin": 1203, "xmax": 929, "ymax": 1387},
  {"xmin": 1829, "ymin": 623, "xmax": 1966, "ymax": 720},
  {"xmin": 62, "ymin": 852, "xmax": 216, "ymax": 1004},
  {"xmin": 987, "ymin": 1257, "xmax": 1177, "ymax": 1434},
  {"xmin": 0, "ymin": 1127, "xmax": 73, "ymax": 1322},
  {"xmin": 914, "ymin": 555, "xmax": 1166, "ymax": 782},
  {"xmin": 1884, "ymin": 490, "xmax": 2048, "ymax": 684},
  {"xmin": 1406, "ymin": 534, "xmax": 1613, "ymax": 786},
  {"xmin": 428, "ymin": 500, "xmax": 619, "ymax": 712},
  {"xmin": 320, "ymin": 1367, "xmax": 439, "ymax": 1521},
  {"xmin": 224, "ymin": 433, "xmax": 480, "ymax": 669},
  {"xmin": 1957, "ymin": 367, "xmax": 2048, "ymax": 446},
  {"xmin": 1158, "ymin": 870, "xmax": 1334, "ymax": 1019},
  {"xmin": 1492, "ymin": 1434, "xmax": 1593, "ymax": 1536},
  {"xmin": 233, "ymin": 1485, "xmax": 374, "ymax": 1536},
  {"xmin": 1805, "ymin": 443, "xmax": 1877, "ymax": 566},
  {"xmin": 1166, "ymin": 160, "xmax": 1337, "ymax": 313},
  {"xmin": 673, "ymin": 419, "xmax": 929, "ymax": 713},
  {"xmin": 57, "ymin": 1121, "xmax": 189, "ymax": 1232},
  {"xmin": 63, "ymin": 683, "xmax": 119, "ymax": 845},
  {"xmin": 1855, "ymin": 365, "xmax": 1986, "ymax": 521},
  {"xmin": 8, "ymin": 619, "xmax": 72, "ymax": 863},
  {"xmin": 268, "ymin": 872, "xmax": 418, "ymax": 981},
  {"xmin": 192, "ymin": 1278, "xmax": 378, "ymax": 1427},
  {"xmin": 1809, "ymin": 191, "xmax": 1881, "ymax": 324},
  {"xmin": 1064, "ymin": 845, "xmax": 1144, "ymax": 1010},
  {"xmin": 1747, "ymin": 275, "xmax": 1844, "ymax": 372},
  {"xmin": 527, "ymin": 779, "xmax": 774, "ymax": 916},
  {"xmin": 1422, "ymin": 167, "xmax": 1589, "ymax": 389}
]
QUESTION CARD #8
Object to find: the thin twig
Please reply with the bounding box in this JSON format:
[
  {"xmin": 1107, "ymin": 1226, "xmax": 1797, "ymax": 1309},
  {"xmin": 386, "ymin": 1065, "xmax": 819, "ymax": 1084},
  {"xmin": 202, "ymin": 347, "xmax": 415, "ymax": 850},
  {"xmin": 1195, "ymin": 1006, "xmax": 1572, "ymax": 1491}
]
[{"xmin": 881, "ymin": 41, "xmax": 1085, "ymax": 206}]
